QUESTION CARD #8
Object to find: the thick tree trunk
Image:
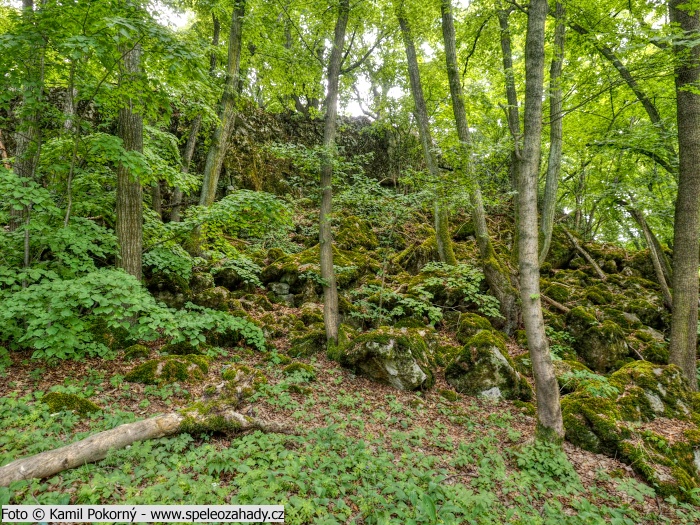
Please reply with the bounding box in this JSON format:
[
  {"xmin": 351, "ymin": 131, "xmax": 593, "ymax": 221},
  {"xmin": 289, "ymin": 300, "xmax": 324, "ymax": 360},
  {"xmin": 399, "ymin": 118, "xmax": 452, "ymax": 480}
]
[
  {"xmin": 0, "ymin": 410, "xmax": 292, "ymax": 487},
  {"xmin": 441, "ymin": 0, "xmax": 520, "ymax": 333},
  {"xmin": 171, "ymin": 14, "xmax": 220, "ymax": 222},
  {"xmin": 518, "ymin": 0, "xmax": 564, "ymax": 441},
  {"xmin": 397, "ymin": 5, "xmax": 456, "ymax": 266},
  {"xmin": 116, "ymin": 44, "xmax": 143, "ymax": 281},
  {"xmin": 669, "ymin": 0, "xmax": 700, "ymax": 391},
  {"xmin": 199, "ymin": 2, "xmax": 245, "ymax": 207},
  {"xmin": 319, "ymin": 0, "xmax": 350, "ymax": 345},
  {"xmin": 539, "ymin": 1, "xmax": 565, "ymax": 265}
]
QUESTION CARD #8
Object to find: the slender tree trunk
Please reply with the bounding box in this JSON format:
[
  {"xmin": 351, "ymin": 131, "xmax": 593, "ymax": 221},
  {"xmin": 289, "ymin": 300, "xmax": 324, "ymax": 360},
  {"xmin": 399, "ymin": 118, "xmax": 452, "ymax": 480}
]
[
  {"xmin": 171, "ymin": 14, "xmax": 220, "ymax": 222},
  {"xmin": 199, "ymin": 2, "xmax": 245, "ymax": 207},
  {"xmin": 441, "ymin": 0, "xmax": 519, "ymax": 333},
  {"xmin": 539, "ymin": 1, "xmax": 565, "ymax": 264},
  {"xmin": 319, "ymin": 0, "xmax": 350, "ymax": 345},
  {"xmin": 518, "ymin": 0, "xmax": 564, "ymax": 441},
  {"xmin": 116, "ymin": 44, "xmax": 144, "ymax": 281},
  {"xmin": 624, "ymin": 204, "xmax": 673, "ymax": 309},
  {"xmin": 669, "ymin": 0, "xmax": 700, "ymax": 391},
  {"xmin": 498, "ymin": 6, "xmax": 521, "ymax": 190},
  {"xmin": 397, "ymin": 4, "xmax": 456, "ymax": 265},
  {"xmin": 10, "ymin": 0, "xmax": 42, "ymax": 233}
]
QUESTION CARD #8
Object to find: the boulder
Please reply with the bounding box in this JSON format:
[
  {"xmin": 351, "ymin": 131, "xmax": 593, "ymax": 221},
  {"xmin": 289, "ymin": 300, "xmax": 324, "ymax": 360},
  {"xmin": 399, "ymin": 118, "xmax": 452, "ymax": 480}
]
[
  {"xmin": 562, "ymin": 361, "xmax": 700, "ymax": 499},
  {"xmin": 455, "ymin": 313, "xmax": 492, "ymax": 344},
  {"xmin": 576, "ymin": 320, "xmax": 628, "ymax": 373},
  {"xmin": 444, "ymin": 331, "xmax": 532, "ymax": 401},
  {"xmin": 336, "ymin": 327, "xmax": 434, "ymax": 391},
  {"xmin": 192, "ymin": 286, "xmax": 233, "ymax": 311}
]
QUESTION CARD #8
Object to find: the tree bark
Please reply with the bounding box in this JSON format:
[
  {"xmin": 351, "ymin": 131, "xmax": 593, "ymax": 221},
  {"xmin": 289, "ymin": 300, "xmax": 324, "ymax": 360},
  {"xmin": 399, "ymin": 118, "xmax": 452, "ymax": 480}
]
[
  {"xmin": 441, "ymin": 0, "xmax": 520, "ymax": 333},
  {"xmin": 319, "ymin": 0, "xmax": 350, "ymax": 345},
  {"xmin": 199, "ymin": 1, "xmax": 245, "ymax": 207},
  {"xmin": 0, "ymin": 410, "xmax": 293, "ymax": 487},
  {"xmin": 397, "ymin": 4, "xmax": 456, "ymax": 266},
  {"xmin": 116, "ymin": 44, "xmax": 144, "ymax": 281},
  {"xmin": 539, "ymin": 1, "xmax": 565, "ymax": 265},
  {"xmin": 171, "ymin": 14, "xmax": 220, "ymax": 222},
  {"xmin": 10, "ymin": 0, "xmax": 42, "ymax": 233},
  {"xmin": 498, "ymin": 6, "xmax": 521, "ymax": 190},
  {"xmin": 518, "ymin": 0, "xmax": 564, "ymax": 441},
  {"xmin": 669, "ymin": 0, "xmax": 700, "ymax": 391}
]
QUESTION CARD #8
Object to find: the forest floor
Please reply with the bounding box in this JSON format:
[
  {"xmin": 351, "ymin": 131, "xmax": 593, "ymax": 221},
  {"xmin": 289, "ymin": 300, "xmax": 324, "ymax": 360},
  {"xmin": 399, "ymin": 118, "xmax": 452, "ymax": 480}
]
[{"xmin": 2, "ymin": 303, "xmax": 700, "ymax": 525}]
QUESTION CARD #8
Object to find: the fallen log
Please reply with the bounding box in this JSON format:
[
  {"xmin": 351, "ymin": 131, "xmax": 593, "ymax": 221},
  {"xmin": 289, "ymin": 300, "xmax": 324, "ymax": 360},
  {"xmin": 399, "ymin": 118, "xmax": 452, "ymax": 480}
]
[
  {"xmin": 541, "ymin": 294, "xmax": 570, "ymax": 314},
  {"xmin": 0, "ymin": 408, "xmax": 294, "ymax": 487},
  {"xmin": 562, "ymin": 227, "xmax": 607, "ymax": 281}
]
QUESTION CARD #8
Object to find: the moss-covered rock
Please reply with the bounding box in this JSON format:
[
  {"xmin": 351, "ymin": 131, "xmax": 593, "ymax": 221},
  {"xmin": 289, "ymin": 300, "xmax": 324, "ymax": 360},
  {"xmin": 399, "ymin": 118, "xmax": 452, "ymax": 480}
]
[
  {"xmin": 299, "ymin": 302, "xmax": 324, "ymax": 324},
  {"xmin": 43, "ymin": 392, "xmax": 101, "ymax": 416},
  {"xmin": 562, "ymin": 361, "xmax": 700, "ymax": 500},
  {"xmin": 545, "ymin": 225, "xmax": 576, "ymax": 269},
  {"xmin": 577, "ymin": 320, "xmax": 628, "ymax": 373},
  {"xmin": 261, "ymin": 244, "xmax": 380, "ymax": 292},
  {"xmin": 566, "ymin": 306, "xmax": 598, "ymax": 339},
  {"xmin": 439, "ymin": 389, "xmax": 459, "ymax": 402},
  {"xmin": 123, "ymin": 344, "xmax": 151, "ymax": 361},
  {"xmin": 160, "ymin": 340, "xmax": 206, "ymax": 356},
  {"xmin": 189, "ymin": 271, "xmax": 215, "ymax": 294},
  {"xmin": 336, "ymin": 326, "xmax": 434, "ymax": 391},
  {"xmin": 88, "ymin": 319, "xmax": 133, "ymax": 351},
  {"xmin": 625, "ymin": 299, "xmax": 665, "ymax": 329},
  {"xmin": 445, "ymin": 331, "xmax": 532, "ymax": 401},
  {"xmin": 543, "ymin": 282, "xmax": 570, "ymax": 303},
  {"xmin": 192, "ymin": 286, "xmax": 233, "ymax": 311},
  {"xmin": 456, "ymin": 313, "xmax": 493, "ymax": 344},
  {"xmin": 289, "ymin": 323, "xmax": 327, "ymax": 357},
  {"xmin": 335, "ymin": 215, "xmax": 378, "ymax": 251},
  {"xmin": 125, "ymin": 355, "xmax": 210, "ymax": 384},
  {"xmin": 585, "ymin": 284, "xmax": 613, "ymax": 305},
  {"xmin": 392, "ymin": 227, "xmax": 439, "ymax": 273}
]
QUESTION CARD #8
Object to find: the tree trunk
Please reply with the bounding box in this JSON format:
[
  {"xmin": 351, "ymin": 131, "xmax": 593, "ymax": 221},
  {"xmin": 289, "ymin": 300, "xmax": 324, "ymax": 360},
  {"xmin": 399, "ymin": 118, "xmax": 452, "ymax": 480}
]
[
  {"xmin": 498, "ymin": 6, "xmax": 521, "ymax": 191},
  {"xmin": 518, "ymin": 0, "xmax": 564, "ymax": 441},
  {"xmin": 10, "ymin": 0, "xmax": 42, "ymax": 233},
  {"xmin": 441, "ymin": 0, "xmax": 520, "ymax": 333},
  {"xmin": 116, "ymin": 44, "xmax": 144, "ymax": 281},
  {"xmin": 539, "ymin": 1, "xmax": 565, "ymax": 265},
  {"xmin": 0, "ymin": 410, "xmax": 293, "ymax": 487},
  {"xmin": 624, "ymin": 205, "xmax": 673, "ymax": 309},
  {"xmin": 199, "ymin": 1, "xmax": 245, "ymax": 207},
  {"xmin": 669, "ymin": 0, "xmax": 700, "ymax": 391},
  {"xmin": 319, "ymin": 0, "xmax": 350, "ymax": 345},
  {"xmin": 397, "ymin": 4, "xmax": 456, "ymax": 265},
  {"xmin": 171, "ymin": 14, "xmax": 220, "ymax": 222}
]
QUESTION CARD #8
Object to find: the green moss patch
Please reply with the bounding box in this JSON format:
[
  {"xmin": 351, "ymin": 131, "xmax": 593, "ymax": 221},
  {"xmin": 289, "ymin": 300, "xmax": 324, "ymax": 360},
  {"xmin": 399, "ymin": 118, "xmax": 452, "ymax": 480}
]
[
  {"xmin": 445, "ymin": 331, "xmax": 532, "ymax": 401},
  {"xmin": 123, "ymin": 344, "xmax": 151, "ymax": 361},
  {"xmin": 125, "ymin": 355, "xmax": 210, "ymax": 385},
  {"xmin": 335, "ymin": 215, "xmax": 378, "ymax": 251},
  {"xmin": 336, "ymin": 326, "xmax": 434, "ymax": 391},
  {"xmin": 456, "ymin": 313, "xmax": 492, "ymax": 344},
  {"xmin": 43, "ymin": 392, "xmax": 101, "ymax": 417}
]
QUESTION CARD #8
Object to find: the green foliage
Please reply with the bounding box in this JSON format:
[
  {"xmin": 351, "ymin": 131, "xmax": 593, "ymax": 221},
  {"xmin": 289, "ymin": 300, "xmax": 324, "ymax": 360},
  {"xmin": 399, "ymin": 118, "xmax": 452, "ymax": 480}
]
[
  {"xmin": 349, "ymin": 284, "xmax": 443, "ymax": 326},
  {"xmin": 512, "ymin": 441, "xmax": 581, "ymax": 493},
  {"xmin": 211, "ymin": 256, "xmax": 262, "ymax": 287},
  {"xmin": 413, "ymin": 262, "xmax": 502, "ymax": 319},
  {"xmin": 560, "ymin": 369, "xmax": 621, "ymax": 399}
]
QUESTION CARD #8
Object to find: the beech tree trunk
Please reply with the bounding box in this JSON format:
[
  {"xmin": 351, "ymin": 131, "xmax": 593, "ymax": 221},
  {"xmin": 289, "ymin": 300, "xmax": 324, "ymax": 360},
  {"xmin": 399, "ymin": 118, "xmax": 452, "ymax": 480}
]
[
  {"xmin": 518, "ymin": 0, "xmax": 564, "ymax": 441},
  {"xmin": 199, "ymin": 1, "xmax": 245, "ymax": 207},
  {"xmin": 539, "ymin": 1, "xmax": 565, "ymax": 265},
  {"xmin": 441, "ymin": 0, "xmax": 519, "ymax": 333},
  {"xmin": 397, "ymin": 4, "xmax": 456, "ymax": 266},
  {"xmin": 319, "ymin": 0, "xmax": 350, "ymax": 345},
  {"xmin": 116, "ymin": 44, "xmax": 144, "ymax": 281},
  {"xmin": 171, "ymin": 14, "xmax": 220, "ymax": 222},
  {"xmin": 669, "ymin": 0, "xmax": 700, "ymax": 391}
]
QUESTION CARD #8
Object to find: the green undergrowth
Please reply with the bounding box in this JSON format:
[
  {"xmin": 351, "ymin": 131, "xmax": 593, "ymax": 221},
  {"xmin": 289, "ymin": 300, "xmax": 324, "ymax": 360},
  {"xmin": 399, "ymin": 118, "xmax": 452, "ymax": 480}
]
[{"xmin": 2, "ymin": 392, "xmax": 700, "ymax": 524}]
